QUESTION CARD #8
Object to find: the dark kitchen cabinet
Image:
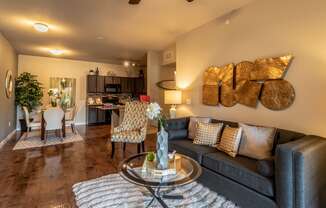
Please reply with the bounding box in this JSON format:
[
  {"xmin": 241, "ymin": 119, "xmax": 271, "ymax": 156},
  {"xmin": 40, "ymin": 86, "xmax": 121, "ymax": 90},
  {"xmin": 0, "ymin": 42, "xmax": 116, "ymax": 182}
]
[
  {"xmin": 87, "ymin": 107, "xmax": 107, "ymax": 124},
  {"xmin": 128, "ymin": 78, "xmax": 135, "ymax": 93},
  {"xmin": 120, "ymin": 77, "xmax": 128, "ymax": 93},
  {"xmin": 96, "ymin": 76, "xmax": 105, "ymax": 93},
  {"xmin": 88, "ymin": 107, "xmax": 98, "ymax": 124},
  {"xmin": 113, "ymin": 77, "xmax": 121, "ymax": 84},
  {"xmin": 87, "ymin": 75, "xmax": 97, "ymax": 93},
  {"xmin": 97, "ymin": 109, "xmax": 106, "ymax": 123},
  {"xmin": 135, "ymin": 78, "xmax": 145, "ymax": 94},
  {"xmin": 87, "ymin": 75, "xmax": 105, "ymax": 93},
  {"xmin": 105, "ymin": 76, "xmax": 113, "ymax": 85}
]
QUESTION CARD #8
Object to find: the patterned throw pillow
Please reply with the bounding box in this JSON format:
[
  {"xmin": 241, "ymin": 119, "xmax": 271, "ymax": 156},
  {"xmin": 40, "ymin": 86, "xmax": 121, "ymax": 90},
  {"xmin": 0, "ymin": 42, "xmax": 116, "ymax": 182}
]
[
  {"xmin": 193, "ymin": 122, "xmax": 223, "ymax": 146},
  {"xmin": 188, "ymin": 117, "xmax": 211, "ymax": 139},
  {"xmin": 217, "ymin": 126, "xmax": 243, "ymax": 157},
  {"xmin": 238, "ymin": 123, "xmax": 276, "ymax": 160}
]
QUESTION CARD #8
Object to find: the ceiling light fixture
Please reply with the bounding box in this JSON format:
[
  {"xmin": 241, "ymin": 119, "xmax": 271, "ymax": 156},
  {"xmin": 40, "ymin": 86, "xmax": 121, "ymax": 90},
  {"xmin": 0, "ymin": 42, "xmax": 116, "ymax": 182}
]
[
  {"xmin": 33, "ymin": 23, "xmax": 49, "ymax": 32},
  {"xmin": 123, "ymin": 61, "xmax": 130, "ymax": 67},
  {"xmin": 49, "ymin": 49, "xmax": 64, "ymax": 55}
]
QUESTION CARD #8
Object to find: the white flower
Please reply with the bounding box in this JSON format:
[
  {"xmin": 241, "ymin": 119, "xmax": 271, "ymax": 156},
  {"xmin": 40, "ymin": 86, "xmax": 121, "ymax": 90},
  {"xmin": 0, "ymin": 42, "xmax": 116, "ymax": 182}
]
[{"xmin": 146, "ymin": 102, "xmax": 161, "ymax": 120}]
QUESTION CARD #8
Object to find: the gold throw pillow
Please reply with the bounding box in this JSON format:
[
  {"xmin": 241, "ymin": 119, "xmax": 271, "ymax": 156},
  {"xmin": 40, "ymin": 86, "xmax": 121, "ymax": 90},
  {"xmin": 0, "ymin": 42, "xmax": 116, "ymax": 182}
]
[{"xmin": 217, "ymin": 126, "xmax": 243, "ymax": 157}]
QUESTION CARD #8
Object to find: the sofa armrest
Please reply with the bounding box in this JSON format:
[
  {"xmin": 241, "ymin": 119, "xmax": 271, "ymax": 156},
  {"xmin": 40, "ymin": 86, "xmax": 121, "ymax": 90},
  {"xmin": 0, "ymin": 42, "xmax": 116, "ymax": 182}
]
[
  {"xmin": 165, "ymin": 117, "xmax": 190, "ymax": 140},
  {"xmin": 275, "ymin": 135, "xmax": 326, "ymax": 208}
]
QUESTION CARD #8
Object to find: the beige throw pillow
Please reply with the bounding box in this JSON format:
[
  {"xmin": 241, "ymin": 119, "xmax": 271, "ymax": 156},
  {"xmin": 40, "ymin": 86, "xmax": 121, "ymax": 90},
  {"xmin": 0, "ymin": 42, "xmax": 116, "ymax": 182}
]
[
  {"xmin": 193, "ymin": 122, "xmax": 223, "ymax": 146},
  {"xmin": 217, "ymin": 126, "xmax": 243, "ymax": 157},
  {"xmin": 238, "ymin": 123, "xmax": 276, "ymax": 160},
  {"xmin": 188, "ymin": 117, "xmax": 211, "ymax": 139}
]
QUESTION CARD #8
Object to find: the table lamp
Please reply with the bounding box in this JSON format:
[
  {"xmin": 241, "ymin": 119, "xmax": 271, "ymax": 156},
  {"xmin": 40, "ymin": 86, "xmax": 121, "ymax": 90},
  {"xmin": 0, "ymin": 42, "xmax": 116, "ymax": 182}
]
[{"xmin": 164, "ymin": 90, "xmax": 182, "ymax": 118}]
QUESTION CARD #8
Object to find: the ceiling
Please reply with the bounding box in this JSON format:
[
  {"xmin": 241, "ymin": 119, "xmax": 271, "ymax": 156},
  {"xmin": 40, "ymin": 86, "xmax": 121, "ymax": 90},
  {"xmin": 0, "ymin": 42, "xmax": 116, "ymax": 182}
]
[{"xmin": 0, "ymin": 0, "xmax": 253, "ymax": 64}]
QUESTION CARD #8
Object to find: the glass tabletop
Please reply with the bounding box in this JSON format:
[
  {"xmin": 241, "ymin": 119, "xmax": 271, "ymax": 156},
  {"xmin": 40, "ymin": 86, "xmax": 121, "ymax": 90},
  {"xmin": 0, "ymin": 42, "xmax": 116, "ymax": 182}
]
[{"xmin": 119, "ymin": 152, "xmax": 202, "ymax": 188}]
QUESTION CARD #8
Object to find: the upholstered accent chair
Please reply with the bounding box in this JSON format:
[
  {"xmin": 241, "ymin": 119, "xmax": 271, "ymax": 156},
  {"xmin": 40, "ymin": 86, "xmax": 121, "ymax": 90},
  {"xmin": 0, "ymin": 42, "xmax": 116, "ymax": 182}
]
[{"xmin": 110, "ymin": 101, "xmax": 148, "ymax": 158}]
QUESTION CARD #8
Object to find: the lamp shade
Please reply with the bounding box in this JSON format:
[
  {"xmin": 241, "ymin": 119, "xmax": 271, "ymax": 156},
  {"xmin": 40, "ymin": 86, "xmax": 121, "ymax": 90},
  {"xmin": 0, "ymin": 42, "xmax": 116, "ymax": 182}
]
[{"xmin": 164, "ymin": 90, "xmax": 182, "ymax": 105}]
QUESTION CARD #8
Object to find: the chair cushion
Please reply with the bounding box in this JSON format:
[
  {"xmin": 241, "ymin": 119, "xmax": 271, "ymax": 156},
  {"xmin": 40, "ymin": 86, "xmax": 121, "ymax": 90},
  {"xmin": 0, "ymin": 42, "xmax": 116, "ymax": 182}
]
[
  {"xmin": 202, "ymin": 151, "xmax": 274, "ymax": 197},
  {"xmin": 168, "ymin": 139, "xmax": 216, "ymax": 164},
  {"xmin": 111, "ymin": 130, "xmax": 144, "ymax": 143}
]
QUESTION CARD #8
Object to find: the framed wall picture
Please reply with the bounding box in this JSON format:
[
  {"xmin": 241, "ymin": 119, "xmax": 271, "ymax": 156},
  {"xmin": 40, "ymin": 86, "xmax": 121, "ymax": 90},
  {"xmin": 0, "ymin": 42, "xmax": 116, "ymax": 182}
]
[{"xmin": 5, "ymin": 70, "xmax": 13, "ymax": 98}]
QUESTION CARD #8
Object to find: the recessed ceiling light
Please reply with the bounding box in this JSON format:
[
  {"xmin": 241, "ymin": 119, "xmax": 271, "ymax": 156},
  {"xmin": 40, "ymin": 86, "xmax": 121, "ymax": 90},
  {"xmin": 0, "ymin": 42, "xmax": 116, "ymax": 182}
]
[
  {"xmin": 49, "ymin": 49, "xmax": 64, "ymax": 55},
  {"xmin": 131, "ymin": 63, "xmax": 136, "ymax": 67},
  {"xmin": 225, "ymin": 19, "xmax": 230, "ymax": 25},
  {"xmin": 96, "ymin": 36, "xmax": 104, "ymax": 40},
  {"xmin": 33, "ymin": 23, "xmax": 49, "ymax": 32},
  {"xmin": 123, "ymin": 61, "xmax": 130, "ymax": 67}
]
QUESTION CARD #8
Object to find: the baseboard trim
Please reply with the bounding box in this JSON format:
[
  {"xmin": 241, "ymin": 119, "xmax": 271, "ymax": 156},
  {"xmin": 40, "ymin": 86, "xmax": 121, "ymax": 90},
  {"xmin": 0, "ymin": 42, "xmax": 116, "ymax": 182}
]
[{"xmin": 0, "ymin": 130, "xmax": 16, "ymax": 149}]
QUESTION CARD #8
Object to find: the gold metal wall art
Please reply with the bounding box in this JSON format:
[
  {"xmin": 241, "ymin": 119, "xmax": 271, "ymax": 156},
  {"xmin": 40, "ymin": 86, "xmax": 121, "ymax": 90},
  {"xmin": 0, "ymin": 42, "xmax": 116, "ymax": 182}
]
[
  {"xmin": 260, "ymin": 80, "xmax": 295, "ymax": 110},
  {"xmin": 250, "ymin": 55, "xmax": 293, "ymax": 81},
  {"xmin": 220, "ymin": 85, "xmax": 237, "ymax": 107},
  {"xmin": 202, "ymin": 85, "xmax": 219, "ymax": 106},
  {"xmin": 202, "ymin": 54, "xmax": 295, "ymax": 110},
  {"xmin": 235, "ymin": 81, "xmax": 262, "ymax": 107}
]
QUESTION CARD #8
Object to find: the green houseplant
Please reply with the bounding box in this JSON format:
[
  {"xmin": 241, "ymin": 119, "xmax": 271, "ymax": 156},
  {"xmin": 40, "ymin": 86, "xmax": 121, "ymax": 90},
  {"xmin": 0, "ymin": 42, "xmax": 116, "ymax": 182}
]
[{"xmin": 15, "ymin": 72, "xmax": 43, "ymax": 131}]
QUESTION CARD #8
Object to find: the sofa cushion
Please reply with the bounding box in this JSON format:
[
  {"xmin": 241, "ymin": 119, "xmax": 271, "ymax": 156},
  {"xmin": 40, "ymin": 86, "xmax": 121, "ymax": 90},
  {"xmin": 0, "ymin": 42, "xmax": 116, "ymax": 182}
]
[
  {"xmin": 256, "ymin": 157, "xmax": 274, "ymax": 177},
  {"xmin": 167, "ymin": 129, "xmax": 188, "ymax": 140},
  {"xmin": 188, "ymin": 116, "xmax": 211, "ymax": 139},
  {"xmin": 202, "ymin": 151, "xmax": 274, "ymax": 197},
  {"xmin": 168, "ymin": 139, "xmax": 216, "ymax": 164},
  {"xmin": 193, "ymin": 122, "xmax": 223, "ymax": 146}
]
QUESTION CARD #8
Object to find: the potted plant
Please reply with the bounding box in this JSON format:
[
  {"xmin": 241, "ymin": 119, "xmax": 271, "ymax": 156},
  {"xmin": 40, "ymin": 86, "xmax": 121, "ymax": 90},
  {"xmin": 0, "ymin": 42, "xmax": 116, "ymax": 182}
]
[{"xmin": 15, "ymin": 72, "xmax": 43, "ymax": 131}]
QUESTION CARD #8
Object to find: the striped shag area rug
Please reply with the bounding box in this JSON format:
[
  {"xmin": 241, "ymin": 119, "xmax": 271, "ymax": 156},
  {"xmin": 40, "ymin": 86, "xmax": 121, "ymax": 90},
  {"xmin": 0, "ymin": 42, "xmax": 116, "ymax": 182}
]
[{"xmin": 73, "ymin": 174, "xmax": 239, "ymax": 208}]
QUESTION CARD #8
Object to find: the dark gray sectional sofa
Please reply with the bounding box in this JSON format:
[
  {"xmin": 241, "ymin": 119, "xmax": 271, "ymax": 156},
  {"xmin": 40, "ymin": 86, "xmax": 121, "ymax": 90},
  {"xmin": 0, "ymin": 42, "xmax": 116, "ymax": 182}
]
[{"xmin": 166, "ymin": 117, "xmax": 326, "ymax": 208}]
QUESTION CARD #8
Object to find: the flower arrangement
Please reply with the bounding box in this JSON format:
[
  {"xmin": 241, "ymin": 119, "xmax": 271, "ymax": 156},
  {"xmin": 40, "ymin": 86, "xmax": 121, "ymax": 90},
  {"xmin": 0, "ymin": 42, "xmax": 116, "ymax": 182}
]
[
  {"xmin": 48, "ymin": 88, "xmax": 71, "ymax": 109},
  {"xmin": 146, "ymin": 102, "xmax": 167, "ymax": 129}
]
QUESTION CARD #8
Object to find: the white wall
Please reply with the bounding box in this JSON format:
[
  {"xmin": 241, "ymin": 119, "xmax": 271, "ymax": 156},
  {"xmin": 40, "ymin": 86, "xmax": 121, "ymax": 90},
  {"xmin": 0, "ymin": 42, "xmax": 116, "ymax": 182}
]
[
  {"xmin": 18, "ymin": 55, "xmax": 140, "ymax": 125},
  {"xmin": 176, "ymin": 0, "xmax": 326, "ymax": 137},
  {"xmin": 0, "ymin": 33, "xmax": 17, "ymax": 141}
]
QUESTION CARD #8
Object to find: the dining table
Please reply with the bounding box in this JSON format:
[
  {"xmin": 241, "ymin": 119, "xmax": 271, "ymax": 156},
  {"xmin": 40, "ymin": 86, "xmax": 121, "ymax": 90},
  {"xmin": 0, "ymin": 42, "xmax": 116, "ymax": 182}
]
[{"xmin": 40, "ymin": 108, "xmax": 66, "ymax": 140}]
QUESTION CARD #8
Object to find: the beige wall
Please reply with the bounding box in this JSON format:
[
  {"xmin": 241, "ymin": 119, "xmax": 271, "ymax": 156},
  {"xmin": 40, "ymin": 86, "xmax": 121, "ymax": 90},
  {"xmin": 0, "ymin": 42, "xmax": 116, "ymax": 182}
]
[
  {"xmin": 147, "ymin": 50, "xmax": 176, "ymax": 115},
  {"xmin": 147, "ymin": 51, "xmax": 161, "ymax": 103},
  {"xmin": 176, "ymin": 0, "xmax": 326, "ymax": 137},
  {"xmin": 18, "ymin": 55, "xmax": 140, "ymax": 125},
  {"xmin": 0, "ymin": 33, "xmax": 17, "ymax": 141}
]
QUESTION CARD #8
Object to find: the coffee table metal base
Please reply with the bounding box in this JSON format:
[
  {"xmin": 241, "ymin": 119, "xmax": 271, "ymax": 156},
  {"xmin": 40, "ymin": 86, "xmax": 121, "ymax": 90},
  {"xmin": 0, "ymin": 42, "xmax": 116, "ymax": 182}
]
[{"xmin": 129, "ymin": 168, "xmax": 183, "ymax": 208}]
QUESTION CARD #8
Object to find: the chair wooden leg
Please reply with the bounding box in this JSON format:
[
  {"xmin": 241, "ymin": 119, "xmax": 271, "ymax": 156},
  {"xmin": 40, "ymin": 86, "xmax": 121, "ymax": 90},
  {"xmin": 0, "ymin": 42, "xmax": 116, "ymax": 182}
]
[
  {"xmin": 123, "ymin": 143, "xmax": 126, "ymax": 152},
  {"xmin": 24, "ymin": 128, "xmax": 29, "ymax": 140},
  {"xmin": 71, "ymin": 124, "xmax": 76, "ymax": 134},
  {"xmin": 111, "ymin": 142, "xmax": 115, "ymax": 158},
  {"xmin": 61, "ymin": 129, "xmax": 64, "ymax": 142},
  {"xmin": 137, "ymin": 143, "xmax": 141, "ymax": 154},
  {"xmin": 44, "ymin": 130, "xmax": 47, "ymax": 144},
  {"xmin": 141, "ymin": 141, "xmax": 145, "ymax": 152}
]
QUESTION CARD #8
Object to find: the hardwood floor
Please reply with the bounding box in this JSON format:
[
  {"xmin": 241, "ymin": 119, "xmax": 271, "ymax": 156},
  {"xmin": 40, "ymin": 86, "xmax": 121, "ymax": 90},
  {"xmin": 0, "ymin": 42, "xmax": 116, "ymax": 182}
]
[{"xmin": 0, "ymin": 125, "xmax": 157, "ymax": 208}]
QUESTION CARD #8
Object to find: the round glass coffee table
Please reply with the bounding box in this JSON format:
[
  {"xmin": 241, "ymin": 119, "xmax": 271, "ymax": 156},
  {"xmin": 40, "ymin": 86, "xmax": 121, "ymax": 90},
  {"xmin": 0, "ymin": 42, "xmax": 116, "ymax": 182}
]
[{"xmin": 119, "ymin": 152, "xmax": 202, "ymax": 208}]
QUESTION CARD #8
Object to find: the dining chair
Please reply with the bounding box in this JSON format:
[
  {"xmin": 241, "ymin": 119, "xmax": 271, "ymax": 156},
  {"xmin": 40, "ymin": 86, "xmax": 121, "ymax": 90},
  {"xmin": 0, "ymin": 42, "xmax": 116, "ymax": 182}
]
[
  {"xmin": 110, "ymin": 101, "xmax": 148, "ymax": 158},
  {"xmin": 22, "ymin": 106, "xmax": 41, "ymax": 139},
  {"xmin": 65, "ymin": 105, "xmax": 79, "ymax": 134},
  {"xmin": 43, "ymin": 107, "xmax": 65, "ymax": 144}
]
